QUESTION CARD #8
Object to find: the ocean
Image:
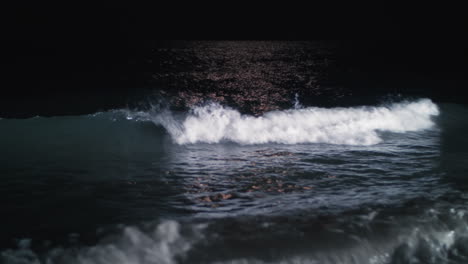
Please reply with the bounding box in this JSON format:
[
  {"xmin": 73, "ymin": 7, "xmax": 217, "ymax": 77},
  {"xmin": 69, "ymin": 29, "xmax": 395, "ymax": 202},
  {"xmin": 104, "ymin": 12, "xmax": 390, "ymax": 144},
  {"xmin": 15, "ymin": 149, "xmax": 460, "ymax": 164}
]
[
  {"xmin": 1, "ymin": 41, "xmax": 468, "ymax": 264},
  {"xmin": 1, "ymin": 97, "xmax": 468, "ymax": 263}
]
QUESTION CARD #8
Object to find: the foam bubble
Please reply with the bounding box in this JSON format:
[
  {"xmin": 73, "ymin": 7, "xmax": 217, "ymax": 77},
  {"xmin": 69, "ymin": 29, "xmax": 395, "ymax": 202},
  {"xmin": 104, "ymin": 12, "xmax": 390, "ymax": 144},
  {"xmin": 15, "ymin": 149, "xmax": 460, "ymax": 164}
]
[{"xmin": 153, "ymin": 99, "xmax": 439, "ymax": 145}]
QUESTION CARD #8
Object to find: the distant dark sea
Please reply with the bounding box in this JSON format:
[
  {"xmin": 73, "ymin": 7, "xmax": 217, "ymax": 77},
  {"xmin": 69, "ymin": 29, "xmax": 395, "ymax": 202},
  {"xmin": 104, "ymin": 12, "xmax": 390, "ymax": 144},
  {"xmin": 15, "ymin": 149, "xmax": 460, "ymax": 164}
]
[{"xmin": 1, "ymin": 41, "xmax": 468, "ymax": 264}]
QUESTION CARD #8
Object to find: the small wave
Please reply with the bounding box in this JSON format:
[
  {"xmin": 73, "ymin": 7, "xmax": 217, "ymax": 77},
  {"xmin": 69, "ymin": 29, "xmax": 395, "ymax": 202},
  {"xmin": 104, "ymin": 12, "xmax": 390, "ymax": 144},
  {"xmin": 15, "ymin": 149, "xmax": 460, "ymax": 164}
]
[
  {"xmin": 2, "ymin": 207, "xmax": 467, "ymax": 264},
  {"xmin": 210, "ymin": 207, "xmax": 468, "ymax": 264},
  {"xmin": 147, "ymin": 99, "xmax": 439, "ymax": 145},
  {"xmin": 0, "ymin": 220, "xmax": 199, "ymax": 264}
]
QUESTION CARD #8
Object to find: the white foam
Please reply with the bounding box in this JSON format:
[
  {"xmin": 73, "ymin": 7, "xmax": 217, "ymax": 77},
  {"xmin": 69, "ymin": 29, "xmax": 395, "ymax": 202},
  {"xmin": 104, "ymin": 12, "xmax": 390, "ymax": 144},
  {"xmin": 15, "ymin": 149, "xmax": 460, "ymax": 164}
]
[
  {"xmin": 153, "ymin": 99, "xmax": 439, "ymax": 145},
  {"xmin": 293, "ymin": 93, "xmax": 303, "ymax": 109}
]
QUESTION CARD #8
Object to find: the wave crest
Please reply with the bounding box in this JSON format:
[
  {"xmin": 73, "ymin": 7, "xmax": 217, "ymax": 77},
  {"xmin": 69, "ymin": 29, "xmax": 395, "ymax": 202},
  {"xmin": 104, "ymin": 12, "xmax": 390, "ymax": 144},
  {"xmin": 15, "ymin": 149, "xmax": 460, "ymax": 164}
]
[{"xmin": 150, "ymin": 99, "xmax": 439, "ymax": 145}]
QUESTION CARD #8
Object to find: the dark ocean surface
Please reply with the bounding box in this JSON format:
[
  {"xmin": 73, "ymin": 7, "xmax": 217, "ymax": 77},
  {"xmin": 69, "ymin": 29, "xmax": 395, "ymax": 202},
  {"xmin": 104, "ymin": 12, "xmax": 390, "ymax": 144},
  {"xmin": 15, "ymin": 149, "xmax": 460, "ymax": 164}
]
[{"xmin": 1, "ymin": 42, "xmax": 468, "ymax": 263}]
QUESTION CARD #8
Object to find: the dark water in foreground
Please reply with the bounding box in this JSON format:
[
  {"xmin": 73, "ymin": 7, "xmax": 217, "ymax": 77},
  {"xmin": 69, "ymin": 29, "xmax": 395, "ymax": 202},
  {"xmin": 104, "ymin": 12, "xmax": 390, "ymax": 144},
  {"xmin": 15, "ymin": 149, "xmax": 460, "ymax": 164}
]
[{"xmin": 1, "ymin": 98, "xmax": 468, "ymax": 263}]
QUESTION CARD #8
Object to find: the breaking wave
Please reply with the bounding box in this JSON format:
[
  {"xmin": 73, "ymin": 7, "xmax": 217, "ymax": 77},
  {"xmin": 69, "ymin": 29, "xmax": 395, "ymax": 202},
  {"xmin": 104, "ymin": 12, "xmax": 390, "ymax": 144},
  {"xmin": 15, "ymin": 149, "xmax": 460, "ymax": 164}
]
[{"xmin": 146, "ymin": 98, "xmax": 439, "ymax": 145}]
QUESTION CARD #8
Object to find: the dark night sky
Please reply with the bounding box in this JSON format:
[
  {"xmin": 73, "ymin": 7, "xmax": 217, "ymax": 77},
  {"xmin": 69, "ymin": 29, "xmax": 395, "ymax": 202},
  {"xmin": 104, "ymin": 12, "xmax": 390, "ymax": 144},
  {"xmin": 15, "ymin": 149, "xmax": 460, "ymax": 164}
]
[{"xmin": 1, "ymin": 2, "xmax": 467, "ymax": 116}]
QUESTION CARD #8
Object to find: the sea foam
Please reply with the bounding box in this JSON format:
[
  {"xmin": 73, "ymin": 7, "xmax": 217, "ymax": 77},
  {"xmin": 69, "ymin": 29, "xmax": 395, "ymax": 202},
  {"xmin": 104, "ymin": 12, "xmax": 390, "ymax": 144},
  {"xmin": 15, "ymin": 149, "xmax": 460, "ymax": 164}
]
[{"xmin": 149, "ymin": 99, "xmax": 439, "ymax": 145}]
